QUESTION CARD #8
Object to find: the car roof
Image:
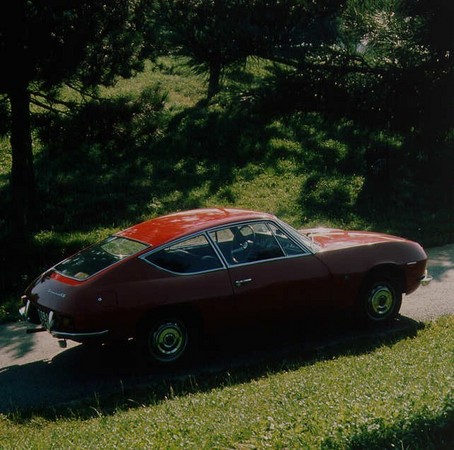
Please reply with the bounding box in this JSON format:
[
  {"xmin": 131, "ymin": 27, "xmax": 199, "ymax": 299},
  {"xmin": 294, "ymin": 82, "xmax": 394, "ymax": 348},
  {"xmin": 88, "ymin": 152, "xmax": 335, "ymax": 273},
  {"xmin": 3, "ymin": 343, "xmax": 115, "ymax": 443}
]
[{"xmin": 116, "ymin": 208, "xmax": 276, "ymax": 247}]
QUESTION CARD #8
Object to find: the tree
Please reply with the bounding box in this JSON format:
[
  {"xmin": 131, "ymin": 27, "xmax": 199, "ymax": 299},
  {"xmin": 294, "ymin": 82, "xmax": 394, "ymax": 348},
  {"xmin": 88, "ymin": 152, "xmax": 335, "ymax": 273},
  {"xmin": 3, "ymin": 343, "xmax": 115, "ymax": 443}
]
[
  {"xmin": 338, "ymin": 0, "xmax": 454, "ymax": 132},
  {"xmin": 0, "ymin": 0, "xmax": 152, "ymax": 236},
  {"xmin": 338, "ymin": 0, "xmax": 454, "ymax": 206},
  {"xmin": 149, "ymin": 0, "xmax": 344, "ymax": 100},
  {"xmin": 247, "ymin": 0, "xmax": 453, "ymax": 211},
  {"xmin": 273, "ymin": 0, "xmax": 454, "ymax": 134}
]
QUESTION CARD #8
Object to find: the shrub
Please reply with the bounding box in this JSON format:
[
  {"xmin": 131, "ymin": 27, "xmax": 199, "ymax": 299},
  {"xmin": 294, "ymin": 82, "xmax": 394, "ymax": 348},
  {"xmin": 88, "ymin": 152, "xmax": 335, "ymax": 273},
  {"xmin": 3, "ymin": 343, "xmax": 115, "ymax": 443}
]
[{"xmin": 302, "ymin": 174, "xmax": 364, "ymax": 219}]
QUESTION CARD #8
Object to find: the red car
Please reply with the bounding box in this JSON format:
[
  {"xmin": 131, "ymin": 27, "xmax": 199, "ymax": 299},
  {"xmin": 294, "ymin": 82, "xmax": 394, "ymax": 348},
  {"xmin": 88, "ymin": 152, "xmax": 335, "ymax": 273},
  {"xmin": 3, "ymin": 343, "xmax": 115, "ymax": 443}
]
[{"xmin": 20, "ymin": 208, "xmax": 432, "ymax": 365}]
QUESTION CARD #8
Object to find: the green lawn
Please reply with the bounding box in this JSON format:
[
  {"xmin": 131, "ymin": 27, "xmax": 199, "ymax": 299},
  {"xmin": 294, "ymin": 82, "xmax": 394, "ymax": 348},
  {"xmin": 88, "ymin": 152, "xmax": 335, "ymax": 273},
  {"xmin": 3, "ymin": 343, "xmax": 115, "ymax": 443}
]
[{"xmin": 1, "ymin": 316, "xmax": 453, "ymax": 449}]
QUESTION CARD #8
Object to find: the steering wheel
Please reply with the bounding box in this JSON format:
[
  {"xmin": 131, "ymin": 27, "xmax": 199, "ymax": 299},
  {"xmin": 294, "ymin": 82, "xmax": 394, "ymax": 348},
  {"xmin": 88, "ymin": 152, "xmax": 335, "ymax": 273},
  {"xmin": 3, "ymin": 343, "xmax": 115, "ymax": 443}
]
[{"xmin": 231, "ymin": 225, "xmax": 256, "ymax": 263}]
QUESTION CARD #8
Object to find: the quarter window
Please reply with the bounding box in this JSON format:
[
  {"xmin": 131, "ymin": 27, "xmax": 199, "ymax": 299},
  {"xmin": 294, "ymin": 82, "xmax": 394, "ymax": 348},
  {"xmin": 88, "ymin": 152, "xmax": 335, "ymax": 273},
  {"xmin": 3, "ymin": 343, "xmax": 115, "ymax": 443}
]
[
  {"xmin": 268, "ymin": 223, "xmax": 306, "ymax": 256},
  {"xmin": 144, "ymin": 235, "xmax": 222, "ymax": 274}
]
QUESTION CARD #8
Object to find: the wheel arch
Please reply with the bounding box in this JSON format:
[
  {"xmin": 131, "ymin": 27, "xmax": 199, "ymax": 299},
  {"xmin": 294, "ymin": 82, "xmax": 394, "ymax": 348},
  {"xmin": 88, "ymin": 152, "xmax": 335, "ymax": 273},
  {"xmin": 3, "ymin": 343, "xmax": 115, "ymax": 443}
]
[
  {"xmin": 361, "ymin": 263, "xmax": 406, "ymax": 294},
  {"xmin": 135, "ymin": 302, "xmax": 203, "ymax": 337}
]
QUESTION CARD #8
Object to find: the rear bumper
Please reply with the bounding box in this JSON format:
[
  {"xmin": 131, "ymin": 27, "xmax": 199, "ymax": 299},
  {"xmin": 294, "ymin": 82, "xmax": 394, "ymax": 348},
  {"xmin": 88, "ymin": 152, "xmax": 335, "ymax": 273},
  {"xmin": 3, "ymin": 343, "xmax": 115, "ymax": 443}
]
[
  {"xmin": 19, "ymin": 305, "xmax": 27, "ymax": 320},
  {"xmin": 20, "ymin": 299, "xmax": 109, "ymax": 342},
  {"xmin": 19, "ymin": 299, "xmax": 40, "ymax": 324},
  {"xmin": 51, "ymin": 329, "xmax": 109, "ymax": 341}
]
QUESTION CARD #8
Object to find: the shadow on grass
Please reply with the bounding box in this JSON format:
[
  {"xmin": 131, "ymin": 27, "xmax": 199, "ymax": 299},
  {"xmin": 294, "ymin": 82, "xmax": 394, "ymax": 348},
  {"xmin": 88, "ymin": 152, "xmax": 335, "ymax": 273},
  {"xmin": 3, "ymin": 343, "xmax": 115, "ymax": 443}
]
[
  {"xmin": 2, "ymin": 314, "xmax": 424, "ymax": 418},
  {"xmin": 27, "ymin": 87, "xmax": 398, "ymax": 235},
  {"xmin": 30, "ymin": 90, "xmax": 276, "ymax": 233},
  {"xmin": 323, "ymin": 404, "xmax": 454, "ymax": 450},
  {"xmin": 3, "ymin": 317, "xmax": 452, "ymax": 448}
]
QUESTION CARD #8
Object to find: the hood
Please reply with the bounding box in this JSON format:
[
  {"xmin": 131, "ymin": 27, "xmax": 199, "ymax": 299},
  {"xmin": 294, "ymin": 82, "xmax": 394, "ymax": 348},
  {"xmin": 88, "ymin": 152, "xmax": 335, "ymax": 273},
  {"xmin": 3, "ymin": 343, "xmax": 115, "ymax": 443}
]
[{"xmin": 298, "ymin": 227, "xmax": 407, "ymax": 251}]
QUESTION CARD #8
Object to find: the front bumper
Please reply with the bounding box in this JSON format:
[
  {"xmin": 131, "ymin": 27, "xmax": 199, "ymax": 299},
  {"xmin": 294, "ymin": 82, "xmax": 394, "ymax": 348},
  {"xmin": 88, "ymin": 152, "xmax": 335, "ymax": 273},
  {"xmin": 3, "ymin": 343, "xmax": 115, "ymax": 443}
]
[{"xmin": 420, "ymin": 270, "xmax": 433, "ymax": 286}]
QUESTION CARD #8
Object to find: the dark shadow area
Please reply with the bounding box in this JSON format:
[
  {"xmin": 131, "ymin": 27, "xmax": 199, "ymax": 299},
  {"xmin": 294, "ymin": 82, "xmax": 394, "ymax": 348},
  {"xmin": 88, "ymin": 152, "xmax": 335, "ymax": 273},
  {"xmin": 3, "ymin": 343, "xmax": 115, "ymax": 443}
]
[
  {"xmin": 1, "ymin": 314, "xmax": 424, "ymax": 418},
  {"xmin": 22, "ymin": 87, "xmax": 278, "ymax": 237},
  {"xmin": 31, "ymin": 87, "xmax": 169, "ymax": 232}
]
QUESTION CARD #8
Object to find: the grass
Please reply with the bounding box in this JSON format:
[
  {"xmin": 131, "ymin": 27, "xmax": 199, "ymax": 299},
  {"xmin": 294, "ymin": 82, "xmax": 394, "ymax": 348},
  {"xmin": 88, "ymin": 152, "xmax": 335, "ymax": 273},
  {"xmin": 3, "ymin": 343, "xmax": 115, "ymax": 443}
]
[{"xmin": 0, "ymin": 316, "xmax": 453, "ymax": 449}]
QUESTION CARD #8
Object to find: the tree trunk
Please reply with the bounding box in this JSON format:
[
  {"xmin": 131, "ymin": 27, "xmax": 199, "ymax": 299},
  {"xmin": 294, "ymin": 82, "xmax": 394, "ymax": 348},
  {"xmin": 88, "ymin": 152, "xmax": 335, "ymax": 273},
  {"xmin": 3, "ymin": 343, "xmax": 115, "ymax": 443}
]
[
  {"xmin": 207, "ymin": 59, "xmax": 222, "ymax": 100},
  {"xmin": 9, "ymin": 83, "xmax": 35, "ymax": 237}
]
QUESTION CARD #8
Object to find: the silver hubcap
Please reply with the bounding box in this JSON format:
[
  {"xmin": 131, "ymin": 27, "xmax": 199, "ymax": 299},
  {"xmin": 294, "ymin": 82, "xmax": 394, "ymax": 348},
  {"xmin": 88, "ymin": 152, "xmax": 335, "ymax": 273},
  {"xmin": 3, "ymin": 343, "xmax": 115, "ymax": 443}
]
[
  {"xmin": 150, "ymin": 321, "xmax": 187, "ymax": 362},
  {"xmin": 368, "ymin": 285, "xmax": 394, "ymax": 317}
]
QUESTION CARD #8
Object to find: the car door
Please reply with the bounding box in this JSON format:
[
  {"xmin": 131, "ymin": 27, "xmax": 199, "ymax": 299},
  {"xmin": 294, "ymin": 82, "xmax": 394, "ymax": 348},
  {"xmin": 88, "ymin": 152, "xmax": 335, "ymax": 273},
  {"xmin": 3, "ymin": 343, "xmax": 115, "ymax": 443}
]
[
  {"xmin": 208, "ymin": 221, "xmax": 332, "ymax": 330},
  {"xmin": 139, "ymin": 234, "xmax": 235, "ymax": 334}
]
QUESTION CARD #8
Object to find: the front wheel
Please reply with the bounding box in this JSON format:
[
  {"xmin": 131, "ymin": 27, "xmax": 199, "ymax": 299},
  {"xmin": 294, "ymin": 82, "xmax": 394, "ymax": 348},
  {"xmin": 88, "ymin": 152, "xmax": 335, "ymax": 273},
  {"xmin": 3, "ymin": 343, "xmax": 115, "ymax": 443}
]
[
  {"xmin": 359, "ymin": 277, "xmax": 402, "ymax": 324},
  {"xmin": 145, "ymin": 317, "xmax": 191, "ymax": 365}
]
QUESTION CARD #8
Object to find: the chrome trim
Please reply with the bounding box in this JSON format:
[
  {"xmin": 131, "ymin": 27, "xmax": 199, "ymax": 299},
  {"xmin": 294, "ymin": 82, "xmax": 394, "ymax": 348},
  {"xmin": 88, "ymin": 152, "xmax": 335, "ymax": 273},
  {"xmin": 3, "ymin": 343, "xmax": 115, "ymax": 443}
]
[
  {"xmin": 141, "ymin": 262, "xmax": 225, "ymax": 277},
  {"xmin": 234, "ymin": 278, "xmax": 253, "ymax": 287},
  {"xmin": 51, "ymin": 329, "xmax": 109, "ymax": 339},
  {"xmin": 139, "ymin": 232, "xmax": 227, "ymax": 276},
  {"xmin": 221, "ymin": 251, "xmax": 311, "ymax": 268},
  {"xmin": 139, "ymin": 218, "xmax": 314, "ymax": 274}
]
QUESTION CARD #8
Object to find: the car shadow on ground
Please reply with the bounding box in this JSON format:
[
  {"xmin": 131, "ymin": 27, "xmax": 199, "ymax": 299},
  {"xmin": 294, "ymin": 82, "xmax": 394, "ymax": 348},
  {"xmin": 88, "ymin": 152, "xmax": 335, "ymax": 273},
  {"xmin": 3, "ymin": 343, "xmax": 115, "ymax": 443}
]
[{"xmin": 0, "ymin": 314, "xmax": 424, "ymax": 417}]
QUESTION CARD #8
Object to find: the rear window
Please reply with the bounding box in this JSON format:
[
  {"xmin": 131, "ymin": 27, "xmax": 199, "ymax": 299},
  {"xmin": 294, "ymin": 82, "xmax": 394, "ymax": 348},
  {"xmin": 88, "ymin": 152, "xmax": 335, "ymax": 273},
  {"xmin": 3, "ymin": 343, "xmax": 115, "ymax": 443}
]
[{"xmin": 55, "ymin": 237, "xmax": 148, "ymax": 280}]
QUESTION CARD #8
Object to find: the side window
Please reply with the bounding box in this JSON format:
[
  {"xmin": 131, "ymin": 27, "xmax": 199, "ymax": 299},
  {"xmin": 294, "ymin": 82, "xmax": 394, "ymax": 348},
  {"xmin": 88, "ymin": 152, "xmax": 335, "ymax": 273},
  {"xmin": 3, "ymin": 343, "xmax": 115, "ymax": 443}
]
[
  {"xmin": 209, "ymin": 222, "xmax": 285, "ymax": 265},
  {"xmin": 144, "ymin": 235, "xmax": 222, "ymax": 274},
  {"xmin": 268, "ymin": 223, "xmax": 306, "ymax": 256}
]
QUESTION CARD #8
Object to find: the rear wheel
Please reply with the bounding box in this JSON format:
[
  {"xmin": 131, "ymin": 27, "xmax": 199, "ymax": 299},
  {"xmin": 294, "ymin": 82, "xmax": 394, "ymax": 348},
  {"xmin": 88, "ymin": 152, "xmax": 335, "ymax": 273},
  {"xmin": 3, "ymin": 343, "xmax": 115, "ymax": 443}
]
[
  {"xmin": 141, "ymin": 315, "xmax": 195, "ymax": 366},
  {"xmin": 359, "ymin": 275, "xmax": 402, "ymax": 323}
]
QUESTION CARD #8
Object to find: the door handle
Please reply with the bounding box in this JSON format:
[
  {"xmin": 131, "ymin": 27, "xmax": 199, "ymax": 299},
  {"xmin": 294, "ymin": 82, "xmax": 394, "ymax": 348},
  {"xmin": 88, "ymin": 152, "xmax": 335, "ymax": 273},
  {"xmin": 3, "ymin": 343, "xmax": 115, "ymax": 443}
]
[{"xmin": 234, "ymin": 278, "xmax": 252, "ymax": 287}]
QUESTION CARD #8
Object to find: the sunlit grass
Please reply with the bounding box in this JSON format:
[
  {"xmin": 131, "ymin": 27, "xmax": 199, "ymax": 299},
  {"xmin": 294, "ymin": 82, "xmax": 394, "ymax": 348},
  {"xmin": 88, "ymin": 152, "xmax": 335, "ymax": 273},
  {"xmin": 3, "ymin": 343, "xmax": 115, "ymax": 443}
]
[
  {"xmin": 0, "ymin": 137, "xmax": 11, "ymax": 166},
  {"xmin": 1, "ymin": 316, "xmax": 452, "ymax": 449},
  {"xmin": 101, "ymin": 58, "xmax": 206, "ymax": 110}
]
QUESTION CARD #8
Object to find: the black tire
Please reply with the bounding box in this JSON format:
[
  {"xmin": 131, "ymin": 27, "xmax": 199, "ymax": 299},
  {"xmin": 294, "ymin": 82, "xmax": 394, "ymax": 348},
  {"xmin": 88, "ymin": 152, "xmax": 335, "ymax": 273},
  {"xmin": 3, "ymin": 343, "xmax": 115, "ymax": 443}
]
[
  {"xmin": 142, "ymin": 316, "xmax": 193, "ymax": 366},
  {"xmin": 359, "ymin": 275, "xmax": 402, "ymax": 324}
]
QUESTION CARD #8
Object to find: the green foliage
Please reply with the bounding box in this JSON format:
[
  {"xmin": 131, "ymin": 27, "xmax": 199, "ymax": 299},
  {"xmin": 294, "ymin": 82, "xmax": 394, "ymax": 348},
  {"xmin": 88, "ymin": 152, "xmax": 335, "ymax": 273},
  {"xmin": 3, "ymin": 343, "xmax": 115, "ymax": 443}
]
[
  {"xmin": 303, "ymin": 174, "xmax": 364, "ymax": 220},
  {"xmin": 0, "ymin": 0, "xmax": 151, "ymax": 94},
  {"xmin": 149, "ymin": 0, "xmax": 344, "ymax": 98},
  {"xmin": 262, "ymin": 0, "xmax": 454, "ymax": 159},
  {"xmin": 31, "ymin": 85, "xmax": 168, "ymax": 230},
  {"xmin": 0, "ymin": 297, "xmax": 20, "ymax": 324},
  {"xmin": 0, "ymin": 316, "xmax": 452, "ymax": 449}
]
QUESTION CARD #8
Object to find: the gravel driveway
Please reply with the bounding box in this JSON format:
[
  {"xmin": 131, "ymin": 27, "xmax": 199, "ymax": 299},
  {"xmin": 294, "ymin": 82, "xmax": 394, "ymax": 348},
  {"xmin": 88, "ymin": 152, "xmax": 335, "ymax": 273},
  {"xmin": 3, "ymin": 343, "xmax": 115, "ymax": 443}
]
[{"xmin": 0, "ymin": 243, "xmax": 453, "ymax": 413}]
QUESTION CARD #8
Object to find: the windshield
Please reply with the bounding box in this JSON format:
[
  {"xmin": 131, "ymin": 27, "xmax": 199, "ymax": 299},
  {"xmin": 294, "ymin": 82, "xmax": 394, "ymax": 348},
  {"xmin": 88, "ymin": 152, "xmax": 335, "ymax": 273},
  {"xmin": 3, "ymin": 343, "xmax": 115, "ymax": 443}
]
[{"xmin": 55, "ymin": 236, "xmax": 149, "ymax": 280}]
